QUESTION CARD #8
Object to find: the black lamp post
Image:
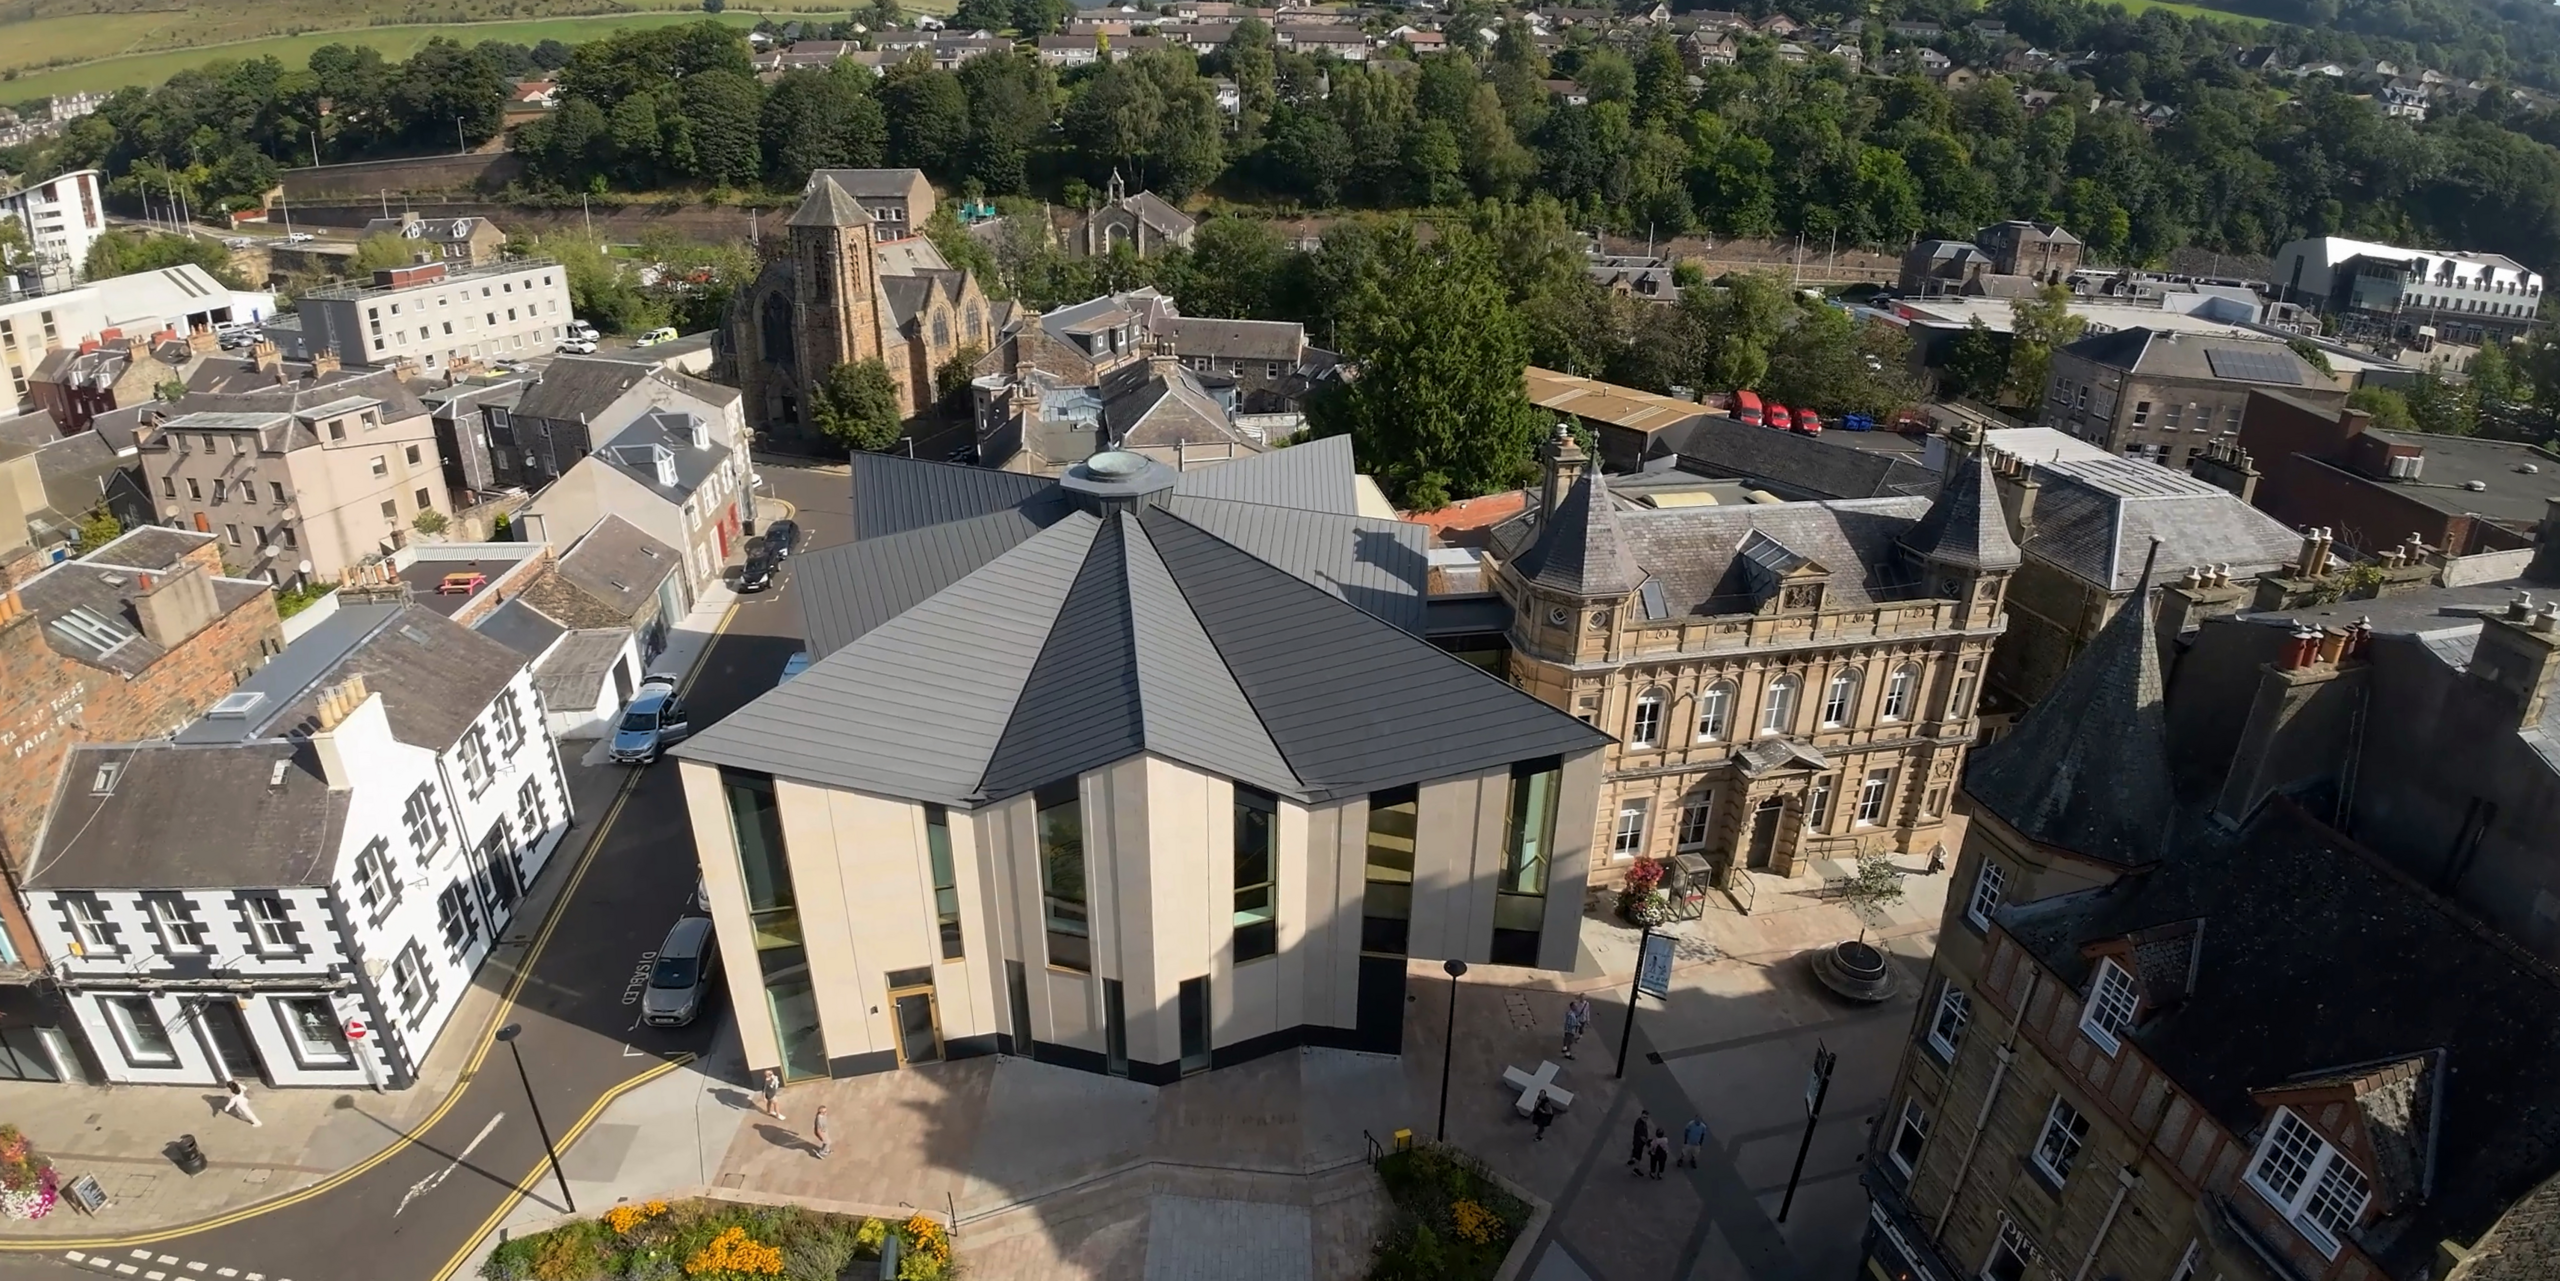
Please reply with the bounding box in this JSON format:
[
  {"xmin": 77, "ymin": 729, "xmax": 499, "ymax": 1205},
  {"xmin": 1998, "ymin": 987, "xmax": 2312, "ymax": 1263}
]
[
  {"xmin": 1436, "ymin": 958, "xmax": 1468, "ymax": 1141},
  {"xmin": 495, "ymin": 1024, "xmax": 574, "ymax": 1213}
]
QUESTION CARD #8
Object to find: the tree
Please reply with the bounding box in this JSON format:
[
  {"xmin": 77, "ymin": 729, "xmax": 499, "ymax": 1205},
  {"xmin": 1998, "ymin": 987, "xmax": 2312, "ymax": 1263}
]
[
  {"xmin": 881, "ymin": 60, "xmax": 971, "ymax": 178},
  {"xmin": 412, "ymin": 508, "xmax": 451, "ymax": 537},
  {"xmin": 2003, "ymin": 284, "xmax": 2086, "ymax": 406},
  {"xmin": 703, "ymin": 0, "xmax": 726, "ymax": 10},
  {"xmin": 672, "ymin": 69, "xmax": 766, "ymax": 186},
  {"xmin": 72, "ymin": 508, "xmax": 121, "ymax": 554},
  {"xmin": 1012, "ymin": 0, "xmax": 1071, "ymax": 37},
  {"xmin": 762, "ymin": 67, "xmax": 886, "ymax": 184},
  {"xmin": 2349, "ymin": 384, "xmax": 2416, "ymax": 431},
  {"xmin": 1941, "ymin": 318, "xmax": 2009, "ymax": 402},
  {"xmin": 84, "ymin": 230, "xmax": 245, "ymax": 288},
  {"xmin": 1686, "ymin": 272, "xmax": 1792, "ymax": 393},
  {"xmin": 350, "ymin": 233, "xmax": 416, "ymax": 274},
  {"xmin": 1836, "ymin": 845, "xmax": 1907, "ymax": 946},
  {"xmin": 935, "ymin": 344, "xmax": 984, "ymax": 411},
  {"xmin": 531, "ymin": 39, "xmax": 573, "ymax": 70},
  {"xmin": 810, "ymin": 358, "xmax": 906, "ymax": 451},
  {"xmin": 955, "ymin": 0, "xmax": 1011, "ymax": 30},
  {"xmin": 1307, "ymin": 226, "xmax": 1542, "ymax": 509},
  {"xmin": 959, "ymin": 54, "xmax": 1052, "ymax": 193}
]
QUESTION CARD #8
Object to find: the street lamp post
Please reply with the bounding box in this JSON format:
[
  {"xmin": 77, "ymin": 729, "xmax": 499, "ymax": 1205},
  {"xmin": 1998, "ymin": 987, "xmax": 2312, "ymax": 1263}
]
[
  {"xmin": 494, "ymin": 1024, "xmax": 574, "ymax": 1213},
  {"xmin": 1436, "ymin": 958, "xmax": 1467, "ymax": 1141}
]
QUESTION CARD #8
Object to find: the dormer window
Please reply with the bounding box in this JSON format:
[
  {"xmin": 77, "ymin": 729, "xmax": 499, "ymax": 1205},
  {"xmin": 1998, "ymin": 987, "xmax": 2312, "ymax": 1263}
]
[
  {"xmin": 2079, "ymin": 957, "xmax": 2139, "ymax": 1054},
  {"xmin": 2246, "ymin": 1110, "xmax": 2371, "ymax": 1257}
]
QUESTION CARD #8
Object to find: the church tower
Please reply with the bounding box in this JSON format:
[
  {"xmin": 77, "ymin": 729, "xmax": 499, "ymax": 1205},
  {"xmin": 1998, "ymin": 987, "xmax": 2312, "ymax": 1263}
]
[{"xmin": 786, "ymin": 177, "xmax": 883, "ymax": 409}]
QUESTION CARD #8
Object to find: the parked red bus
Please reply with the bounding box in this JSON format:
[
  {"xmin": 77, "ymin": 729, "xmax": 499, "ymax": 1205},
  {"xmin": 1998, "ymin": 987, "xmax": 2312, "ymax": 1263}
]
[
  {"xmin": 1733, "ymin": 389, "xmax": 1763, "ymax": 427},
  {"xmin": 1794, "ymin": 409, "xmax": 1823, "ymax": 434},
  {"xmin": 1767, "ymin": 403, "xmax": 1793, "ymax": 432}
]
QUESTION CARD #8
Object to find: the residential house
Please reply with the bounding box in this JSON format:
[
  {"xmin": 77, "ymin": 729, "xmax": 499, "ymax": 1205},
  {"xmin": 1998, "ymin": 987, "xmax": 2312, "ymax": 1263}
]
[
  {"xmin": 514, "ymin": 404, "xmax": 746, "ymax": 608},
  {"xmin": 29, "ymin": 325, "xmax": 219, "ymax": 435},
  {"xmin": 509, "ymin": 514, "xmax": 684, "ymax": 663},
  {"xmin": 1158, "ymin": 316, "xmax": 1337, "ymax": 414},
  {"xmin": 474, "ymin": 599, "xmax": 645, "ymax": 739},
  {"xmin": 671, "ymin": 439, "xmax": 1608, "ymax": 1084},
  {"xmin": 0, "ymin": 426, "xmax": 153, "ymax": 563},
  {"xmin": 140, "ymin": 361, "xmax": 451, "ymax": 586},
  {"xmin": 1275, "ymin": 25, "xmax": 1371, "ymax": 58},
  {"xmin": 411, "ymin": 374, "xmax": 524, "ymax": 505},
  {"xmin": 1488, "ymin": 430, "xmax": 2012, "ymax": 888},
  {"xmin": 496, "ymin": 357, "xmax": 742, "ymax": 495},
  {"xmin": 354, "ymin": 213, "xmax": 509, "ymax": 269},
  {"xmin": 27, "ymin": 603, "xmax": 571, "ymax": 1087}
]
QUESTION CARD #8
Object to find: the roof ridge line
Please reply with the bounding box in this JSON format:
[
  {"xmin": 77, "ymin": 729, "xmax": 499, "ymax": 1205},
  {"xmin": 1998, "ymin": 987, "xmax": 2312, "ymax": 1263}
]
[{"xmin": 1132, "ymin": 507, "xmax": 1308, "ymax": 792}]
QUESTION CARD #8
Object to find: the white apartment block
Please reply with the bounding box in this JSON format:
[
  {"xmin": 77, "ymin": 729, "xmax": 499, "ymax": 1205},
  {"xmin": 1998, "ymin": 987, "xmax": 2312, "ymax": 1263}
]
[
  {"xmin": 298, "ymin": 258, "xmax": 573, "ymax": 372},
  {"xmin": 0, "ymin": 264, "xmax": 273, "ymax": 413},
  {"xmin": 0, "ymin": 169, "xmax": 103, "ymax": 292},
  {"xmin": 21, "ymin": 604, "xmax": 572, "ymax": 1087}
]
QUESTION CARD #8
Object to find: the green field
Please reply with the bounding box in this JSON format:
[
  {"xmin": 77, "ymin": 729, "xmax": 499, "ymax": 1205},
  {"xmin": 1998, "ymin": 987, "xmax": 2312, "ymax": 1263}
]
[
  {"xmin": 2102, "ymin": 0, "xmax": 2267, "ymax": 26},
  {"xmin": 0, "ymin": 0, "xmax": 953, "ymax": 102}
]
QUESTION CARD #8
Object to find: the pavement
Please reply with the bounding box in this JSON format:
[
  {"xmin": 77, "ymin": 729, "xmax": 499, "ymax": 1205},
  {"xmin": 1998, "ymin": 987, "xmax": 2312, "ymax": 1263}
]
[
  {"xmin": 0, "ymin": 470, "xmax": 835, "ymax": 1281},
  {"xmin": 440, "ymin": 820, "xmax": 1953, "ymax": 1281}
]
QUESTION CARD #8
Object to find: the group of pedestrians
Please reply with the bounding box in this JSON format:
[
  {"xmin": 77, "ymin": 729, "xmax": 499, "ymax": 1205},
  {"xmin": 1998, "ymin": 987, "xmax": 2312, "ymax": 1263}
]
[
  {"xmin": 760, "ymin": 1068, "xmax": 831, "ymax": 1159},
  {"xmin": 1625, "ymin": 1110, "xmax": 1709, "ymax": 1178}
]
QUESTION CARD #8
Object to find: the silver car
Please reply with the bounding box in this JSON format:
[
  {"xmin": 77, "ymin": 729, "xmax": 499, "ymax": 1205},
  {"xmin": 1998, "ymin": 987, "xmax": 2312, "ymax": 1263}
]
[
  {"xmin": 609, "ymin": 678, "xmax": 692, "ymax": 764},
  {"xmin": 642, "ymin": 916, "xmax": 718, "ymax": 1027}
]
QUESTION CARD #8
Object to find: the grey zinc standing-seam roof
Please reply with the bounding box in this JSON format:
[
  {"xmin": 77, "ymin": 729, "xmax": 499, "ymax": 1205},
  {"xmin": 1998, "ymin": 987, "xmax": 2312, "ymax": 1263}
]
[
  {"xmin": 1169, "ymin": 431, "xmax": 1360, "ymax": 514},
  {"xmin": 678, "ymin": 514, "xmax": 1102, "ymax": 805},
  {"xmin": 850, "ymin": 452, "xmax": 1059, "ymax": 540},
  {"xmin": 798, "ymin": 505, "xmax": 1061, "ymax": 660},
  {"xmin": 1158, "ymin": 494, "xmax": 1426, "ymax": 633}
]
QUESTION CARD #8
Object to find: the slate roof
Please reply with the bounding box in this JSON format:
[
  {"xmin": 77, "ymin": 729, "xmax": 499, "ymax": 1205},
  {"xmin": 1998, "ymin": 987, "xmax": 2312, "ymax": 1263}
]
[
  {"xmin": 596, "ymin": 409, "xmax": 732, "ymax": 503},
  {"xmin": 513, "ymin": 357, "xmax": 653, "ymax": 424},
  {"xmin": 1495, "ymin": 487, "xmax": 1936, "ymax": 617},
  {"xmin": 2025, "ymin": 456, "xmax": 2300, "ymax": 591},
  {"xmin": 534, "ymin": 628, "xmax": 633, "ymax": 712},
  {"xmin": 1099, "ymin": 360, "xmax": 1249, "ymax": 450},
  {"xmin": 1161, "ymin": 317, "xmax": 1304, "ymax": 363},
  {"xmin": 1509, "ymin": 472, "xmax": 1643, "ymax": 598},
  {"xmin": 24, "ymin": 741, "xmax": 350, "ymax": 890},
  {"xmin": 1965, "ymin": 553, "xmax": 2176, "ymax": 866},
  {"xmin": 13, "ymin": 539, "xmax": 269, "ymax": 677},
  {"xmin": 804, "ymin": 168, "xmax": 927, "ymax": 201},
  {"xmin": 550, "ymin": 515, "xmax": 681, "ymax": 622},
  {"xmin": 1648, "ymin": 414, "xmax": 1939, "ymax": 500},
  {"xmin": 685, "ymin": 441, "xmax": 1603, "ymax": 806},
  {"xmin": 174, "ymin": 603, "xmax": 523, "ymax": 752},
  {"xmin": 1899, "ymin": 455, "xmax": 2021, "ymax": 570},
  {"xmin": 789, "ymin": 175, "xmax": 873, "ymax": 228},
  {"xmin": 1999, "ymin": 799, "xmax": 2560, "ymax": 1280}
]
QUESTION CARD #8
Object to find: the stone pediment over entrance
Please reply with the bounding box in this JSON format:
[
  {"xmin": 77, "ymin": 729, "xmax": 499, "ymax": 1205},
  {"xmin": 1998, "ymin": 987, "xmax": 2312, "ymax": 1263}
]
[{"xmin": 1735, "ymin": 737, "xmax": 1830, "ymax": 778}]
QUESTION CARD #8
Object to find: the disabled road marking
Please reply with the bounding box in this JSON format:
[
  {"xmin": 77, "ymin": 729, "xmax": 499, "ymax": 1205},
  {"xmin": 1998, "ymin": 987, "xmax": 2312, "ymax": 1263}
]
[{"xmin": 395, "ymin": 1111, "xmax": 506, "ymax": 1216}]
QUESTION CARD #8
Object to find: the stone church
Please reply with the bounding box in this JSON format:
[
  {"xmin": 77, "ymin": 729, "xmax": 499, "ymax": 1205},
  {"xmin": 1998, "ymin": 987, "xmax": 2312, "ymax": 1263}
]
[{"xmin": 729, "ymin": 173, "xmax": 995, "ymax": 432}]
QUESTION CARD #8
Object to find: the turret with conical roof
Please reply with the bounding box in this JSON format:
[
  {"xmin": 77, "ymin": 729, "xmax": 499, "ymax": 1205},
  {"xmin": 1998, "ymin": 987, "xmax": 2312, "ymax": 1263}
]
[{"xmin": 1963, "ymin": 542, "xmax": 2175, "ymax": 867}]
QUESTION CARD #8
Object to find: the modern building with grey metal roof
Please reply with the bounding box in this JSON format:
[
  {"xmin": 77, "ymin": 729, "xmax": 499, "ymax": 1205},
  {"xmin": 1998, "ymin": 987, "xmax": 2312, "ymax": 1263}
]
[{"xmin": 672, "ymin": 439, "xmax": 1609, "ymax": 1086}]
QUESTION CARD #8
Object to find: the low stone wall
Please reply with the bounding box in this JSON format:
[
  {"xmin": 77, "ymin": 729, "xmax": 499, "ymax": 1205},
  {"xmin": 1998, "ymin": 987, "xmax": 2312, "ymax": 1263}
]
[
  {"xmin": 278, "ymin": 196, "xmax": 783, "ymax": 244},
  {"xmin": 279, "ymin": 151, "xmax": 524, "ymax": 201}
]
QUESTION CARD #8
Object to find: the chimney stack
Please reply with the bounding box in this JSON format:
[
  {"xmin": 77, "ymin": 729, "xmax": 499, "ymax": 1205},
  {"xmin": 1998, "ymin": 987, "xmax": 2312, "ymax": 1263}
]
[
  {"xmin": 186, "ymin": 324, "xmax": 217, "ymax": 354},
  {"xmin": 130, "ymin": 562, "xmax": 221, "ymax": 650},
  {"xmin": 1539, "ymin": 423, "xmax": 1586, "ymax": 519},
  {"xmin": 2472, "ymin": 590, "xmax": 2560, "ymax": 728},
  {"xmin": 250, "ymin": 339, "xmax": 282, "ymax": 375},
  {"xmin": 309, "ymin": 674, "xmax": 382, "ymax": 790},
  {"xmin": 308, "ymin": 348, "xmax": 341, "ymax": 380}
]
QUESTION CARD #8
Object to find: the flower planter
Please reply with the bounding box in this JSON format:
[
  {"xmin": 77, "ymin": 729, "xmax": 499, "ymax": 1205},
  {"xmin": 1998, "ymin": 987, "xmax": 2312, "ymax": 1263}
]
[{"xmin": 1811, "ymin": 939, "xmax": 1898, "ymax": 1002}]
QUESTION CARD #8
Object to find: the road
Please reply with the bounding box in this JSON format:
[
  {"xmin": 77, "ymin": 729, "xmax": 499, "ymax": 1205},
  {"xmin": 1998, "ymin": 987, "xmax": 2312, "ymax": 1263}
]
[{"xmin": 0, "ymin": 459, "xmax": 850, "ymax": 1281}]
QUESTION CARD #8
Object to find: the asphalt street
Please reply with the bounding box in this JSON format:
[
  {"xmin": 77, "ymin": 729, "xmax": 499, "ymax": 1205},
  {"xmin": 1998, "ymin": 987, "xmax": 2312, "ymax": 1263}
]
[{"xmin": 0, "ymin": 460, "xmax": 852, "ymax": 1281}]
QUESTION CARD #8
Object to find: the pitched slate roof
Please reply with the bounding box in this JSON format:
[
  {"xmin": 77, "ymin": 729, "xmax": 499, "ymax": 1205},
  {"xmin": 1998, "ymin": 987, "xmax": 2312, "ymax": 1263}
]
[
  {"xmin": 789, "ymin": 175, "xmax": 873, "ymax": 228},
  {"xmin": 512, "ymin": 356, "xmax": 653, "ymax": 424},
  {"xmin": 1965, "ymin": 553, "xmax": 2176, "ymax": 865},
  {"xmin": 1649, "ymin": 414, "xmax": 1939, "ymax": 500},
  {"xmin": 1999, "ymin": 799, "xmax": 2560, "ymax": 1280},
  {"xmin": 1495, "ymin": 489, "xmax": 1934, "ymax": 616},
  {"xmin": 1899, "ymin": 455, "xmax": 2021, "ymax": 570},
  {"xmin": 2024, "ymin": 456, "xmax": 2299, "ymax": 591},
  {"xmin": 24, "ymin": 740, "xmax": 350, "ymax": 890},
  {"xmin": 174, "ymin": 603, "xmax": 522, "ymax": 752},
  {"xmin": 685, "ymin": 442, "xmax": 1603, "ymax": 806}
]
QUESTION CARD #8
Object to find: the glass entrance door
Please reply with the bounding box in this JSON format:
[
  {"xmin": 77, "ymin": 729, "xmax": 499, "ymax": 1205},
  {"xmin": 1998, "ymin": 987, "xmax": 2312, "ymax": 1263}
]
[{"xmin": 892, "ymin": 989, "xmax": 942, "ymax": 1066}]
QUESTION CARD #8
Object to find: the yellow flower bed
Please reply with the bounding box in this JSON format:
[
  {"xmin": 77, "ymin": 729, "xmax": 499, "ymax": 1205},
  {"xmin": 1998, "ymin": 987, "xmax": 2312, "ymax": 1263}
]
[
  {"xmin": 1450, "ymin": 1198, "xmax": 1502, "ymax": 1246},
  {"xmin": 904, "ymin": 1212, "xmax": 952, "ymax": 1263},
  {"xmin": 604, "ymin": 1200, "xmax": 670, "ymax": 1234},
  {"xmin": 684, "ymin": 1225, "xmax": 783, "ymax": 1277}
]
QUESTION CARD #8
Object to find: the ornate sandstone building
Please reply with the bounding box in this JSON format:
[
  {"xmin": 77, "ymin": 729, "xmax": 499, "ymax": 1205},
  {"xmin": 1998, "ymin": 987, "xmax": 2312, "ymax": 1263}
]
[
  {"xmin": 1490, "ymin": 429, "xmax": 2015, "ymax": 893},
  {"xmin": 729, "ymin": 172, "xmax": 994, "ymax": 434}
]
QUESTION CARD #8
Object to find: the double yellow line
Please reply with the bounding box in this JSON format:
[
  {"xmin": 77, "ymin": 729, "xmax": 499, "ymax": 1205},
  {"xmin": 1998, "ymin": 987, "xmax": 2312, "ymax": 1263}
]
[{"xmin": 1, "ymin": 597, "xmax": 745, "ymax": 1272}]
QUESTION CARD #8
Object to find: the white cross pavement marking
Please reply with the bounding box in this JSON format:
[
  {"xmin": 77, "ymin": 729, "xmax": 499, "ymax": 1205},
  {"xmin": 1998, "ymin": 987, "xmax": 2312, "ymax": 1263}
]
[
  {"xmin": 145, "ymin": 1271, "xmax": 164, "ymax": 1280},
  {"xmin": 156, "ymin": 1258, "xmax": 177, "ymax": 1266},
  {"xmin": 63, "ymin": 1252, "xmax": 84, "ymax": 1262},
  {"xmin": 186, "ymin": 1265, "xmax": 206, "ymax": 1273},
  {"xmin": 218, "ymin": 1272, "xmax": 237, "ymax": 1278},
  {"xmin": 129, "ymin": 1253, "xmax": 152, "ymax": 1261},
  {"xmin": 397, "ymin": 1111, "xmax": 505, "ymax": 1216},
  {"xmin": 112, "ymin": 1266, "xmax": 135, "ymax": 1275}
]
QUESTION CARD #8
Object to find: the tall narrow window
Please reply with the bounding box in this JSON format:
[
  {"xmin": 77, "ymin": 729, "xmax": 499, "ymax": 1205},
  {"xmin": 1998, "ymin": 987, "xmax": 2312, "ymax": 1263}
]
[
  {"xmin": 1856, "ymin": 768, "xmax": 1894, "ymax": 825},
  {"xmin": 1927, "ymin": 981, "xmax": 1969, "ymax": 1060},
  {"xmin": 2033, "ymin": 1098, "xmax": 2090, "ymax": 1184},
  {"xmin": 1233, "ymin": 785, "xmax": 1278, "ymax": 962},
  {"xmin": 1890, "ymin": 1099, "xmax": 1929, "ymax": 1176},
  {"xmin": 65, "ymin": 896, "xmax": 115, "ymax": 954},
  {"xmin": 1629, "ymin": 689, "xmax": 1664, "ymax": 748},
  {"xmin": 1760, "ymin": 674, "xmax": 1798, "ymax": 736},
  {"xmin": 1966, "ymin": 859, "xmax": 2006, "ymax": 930},
  {"xmin": 724, "ymin": 768, "xmax": 825, "ymax": 1081},
  {"xmin": 1883, "ymin": 664, "xmax": 1918, "ymax": 720},
  {"xmin": 1697, "ymin": 680, "xmax": 1733, "ymax": 741},
  {"xmin": 2079, "ymin": 958, "xmax": 2139, "ymax": 1054},
  {"xmin": 1822, "ymin": 669, "xmax": 1859, "ymax": 726},
  {"xmin": 1037, "ymin": 782, "xmax": 1091, "ymax": 973},
  {"xmin": 1612, "ymin": 799, "xmax": 1649, "ymax": 858},
  {"xmin": 1362, "ymin": 786, "xmax": 1417, "ymax": 955},
  {"xmin": 1494, "ymin": 758, "xmax": 1562, "ymax": 965},
  {"xmin": 925, "ymin": 804, "xmax": 962, "ymax": 960},
  {"xmin": 104, "ymin": 996, "xmax": 175, "ymax": 1065},
  {"xmin": 1676, "ymin": 792, "xmax": 1712, "ymax": 851},
  {"xmin": 1806, "ymin": 775, "xmax": 1835, "ymax": 830},
  {"xmin": 146, "ymin": 895, "xmax": 206, "ymax": 952}
]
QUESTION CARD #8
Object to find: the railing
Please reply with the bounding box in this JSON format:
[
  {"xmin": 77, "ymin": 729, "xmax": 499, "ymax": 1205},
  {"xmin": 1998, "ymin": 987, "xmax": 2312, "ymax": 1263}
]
[
  {"xmin": 1721, "ymin": 860, "xmax": 1757, "ymax": 916},
  {"xmin": 1364, "ymin": 1130, "xmax": 1383, "ymax": 1166}
]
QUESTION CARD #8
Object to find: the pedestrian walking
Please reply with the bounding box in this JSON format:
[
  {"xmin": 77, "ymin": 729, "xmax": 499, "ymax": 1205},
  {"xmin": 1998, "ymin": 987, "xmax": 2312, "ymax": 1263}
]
[
  {"xmin": 1648, "ymin": 1132, "xmax": 1671, "ymax": 1179},
  {"xmin": 1531, "ymin": 1090, "xmax": 1558, "ymax": 1142},
  {"xmin": 1629, "ymin": 1110, "xmax": 1653, "ymax": 1173},
  {"xmin": 760, "ymin": 1068, "xmax": 783, "ymax": 1120},
  {"xmin": 221, "ymin": 1079, "xmax": 261, "ymax": 1128},
  {"xmin": 1681, "ymin": 1116, "xmax": 1707, "ymax": 1168},
  {"xmin": 812, "ymin": 1105, "xmax": 832, "ymax": 1159},
  {"xmin": 1561, "ymin": 994, "xmax": 1593, "ymax": 1059}
]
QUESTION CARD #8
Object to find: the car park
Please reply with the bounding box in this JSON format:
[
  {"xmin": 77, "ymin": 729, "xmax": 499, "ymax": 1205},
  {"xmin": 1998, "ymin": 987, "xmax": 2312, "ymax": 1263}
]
[
  {"xmin": 609, "ymin": 677, "xmax": 692, "ymax": 763},
  {"xmin": 640, "ymin": 917, "xmax": 719, "ymax": 1027},
  {"xmin": 761, "ymin": 519, "xmax": 800, "ymax": 559}
]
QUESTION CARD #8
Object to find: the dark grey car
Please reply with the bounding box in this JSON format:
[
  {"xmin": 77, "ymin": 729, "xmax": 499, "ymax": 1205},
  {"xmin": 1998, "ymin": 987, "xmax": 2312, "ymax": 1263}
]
[{"xmin": 642, "ymin": 916, "xmax": 719, "ymax": 1027}]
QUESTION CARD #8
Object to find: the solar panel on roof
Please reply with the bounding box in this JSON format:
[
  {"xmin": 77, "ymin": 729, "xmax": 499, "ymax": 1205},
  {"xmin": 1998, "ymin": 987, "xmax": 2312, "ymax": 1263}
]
[{"xmin": 2203, "ymin": 347, "xmax": 2305, "ymax": 385}]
